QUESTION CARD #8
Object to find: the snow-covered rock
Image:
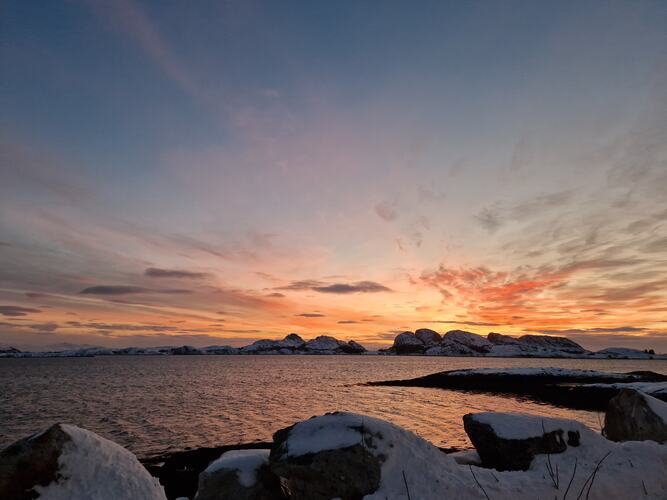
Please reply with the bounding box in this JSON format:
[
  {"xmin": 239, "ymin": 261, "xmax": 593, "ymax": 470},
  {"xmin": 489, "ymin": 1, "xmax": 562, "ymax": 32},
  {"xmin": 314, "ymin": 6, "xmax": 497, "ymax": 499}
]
[
  {"xmin": 594, "ymin": 347, "xmax": 656, "ymax": 359},
  {"xmin": 443, "ymin": 330, "xmax": 493, "ymax": 353},
  {"xmin": 170, "ymin": 345, "xmax": 203, "ymax": 355},
  {"xmin": 518, "ymin": 334, "xmax": 587, "ymax": 354},
  {"xmin": 487, "ymin": 332, "xmax": 521, "ymax": 345},
  {"xmin": 414, "ymin": 328, "xmax": 441, "ymax": 345},
  {"xmin": 0, "ymin": 423, "xmax": 166, "ymax": 500},
  {"xmin": 604, "ymin": 389, "xmax": 667, "ymax": 443},
  {"xmin": 269, "ymin": 412, "xmax": 478, "ymax": 500},
  {"xmin": 464, "ymin": 412, "xmax": 583, "ymax": 470},
  {"xmin": 281, "ymin": 333, "xmax": 306, "ymax": 349},
  {"xmin": 201, "ymin": 345, "xmax": 239, "ymax": 355},
  {"xmin": 267, "ymin": 411, "xmax": 667, "ymax": 499},
  {"xmin": 341, "ymin": 340, "xmax": 367, "ymax": 354},
  {"xmin": 195, "ymin": 449, "xmax": 284, "ymax": 500},
  {"xmin": 392, "ymin": 331, "xmax": 425, "ymax": 354},
  {"xmin": 424, "ymin": 339, "xmax": 475, "ymax": 356},
  {"xmin": 304, "ymin": 335, "xmax": 345, "ymax": 352}
]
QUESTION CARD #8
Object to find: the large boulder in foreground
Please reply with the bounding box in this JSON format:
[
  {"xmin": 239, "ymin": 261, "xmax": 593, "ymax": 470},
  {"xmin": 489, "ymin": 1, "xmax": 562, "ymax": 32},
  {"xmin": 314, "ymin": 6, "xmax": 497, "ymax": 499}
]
[
  {"xmin": 195, "ymin": 449, "xmax": 285, "ymax": 500},
  {"xmin": 392, "ymin": 331, "xmax": 424, "ymax": 354},
  {"xmin": 604, "ymin": 389, "xmax": 667, "ymax": 443},
  {"xmin": 463, "ymin": 412, "xmax": 583, "ymax": 470},
  {"xmin": 269, "ymin": 412, "xmax": 476, "ymax": 500},
  {"xmin": 0, "ymin": 423, "xmax": 165, "ymax": 500}
]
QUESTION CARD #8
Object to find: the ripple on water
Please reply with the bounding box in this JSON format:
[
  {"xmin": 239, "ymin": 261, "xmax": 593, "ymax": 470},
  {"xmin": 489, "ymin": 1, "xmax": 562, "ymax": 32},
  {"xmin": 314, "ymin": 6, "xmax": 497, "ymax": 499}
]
[{"xmin": 1, "ymin": 355, "xmax": 665, "ymax": 456}]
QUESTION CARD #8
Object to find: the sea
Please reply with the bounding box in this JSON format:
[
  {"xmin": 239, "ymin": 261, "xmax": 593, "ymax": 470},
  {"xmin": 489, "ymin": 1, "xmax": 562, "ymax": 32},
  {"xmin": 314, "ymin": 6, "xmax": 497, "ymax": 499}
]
[{"xmin": 1, "ymin": 355, "xmax": 665, "ymax": 458}]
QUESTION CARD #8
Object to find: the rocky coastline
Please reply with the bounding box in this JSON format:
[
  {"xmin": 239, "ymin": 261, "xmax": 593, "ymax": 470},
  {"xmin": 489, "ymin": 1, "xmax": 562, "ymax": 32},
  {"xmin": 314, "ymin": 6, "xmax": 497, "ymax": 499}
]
[
  {"xmin": 1, "ymin": 387, "xmax": 666, "ymax": 499},
  {"xmin": 1, "ymin": 329, "xmax": 665, "ymax": 359},
  {"xmin": 368, "ymin": 367, "xmax": 667, "ymax": 410}
]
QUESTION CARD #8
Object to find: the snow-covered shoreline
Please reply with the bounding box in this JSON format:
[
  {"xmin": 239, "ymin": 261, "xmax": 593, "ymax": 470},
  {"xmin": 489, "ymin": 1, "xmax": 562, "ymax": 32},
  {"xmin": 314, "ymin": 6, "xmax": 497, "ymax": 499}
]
[{"xmin": 3, "ymin": 387, "xmax": 666, "ymax": 499}]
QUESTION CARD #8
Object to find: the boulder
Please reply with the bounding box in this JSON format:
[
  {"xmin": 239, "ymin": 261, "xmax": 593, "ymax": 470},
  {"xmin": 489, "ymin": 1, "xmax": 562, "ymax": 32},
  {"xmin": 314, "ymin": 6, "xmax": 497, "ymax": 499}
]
[
  {"xmin": 443, "ymin": 330, "xmax": 493, "ymax": 353},
  {"xmin": 304, "ymin": 335, "xmax": 345, "ymax": 352},
  {"xmin": 487, "ymin": 332, "xmax": 521, "ymax": 345},
  {"xmin": 281, "ymin": 333, "xmax": 305, "ymax": 349},
  {"xmin": 195, "ymin": 449, "xmax": 285, "ymax": 500},
  {"xmin": 463, "ymin": 412, "xmax": 582, "ymax": 470},
  {"xmin": 604, "ymin": 389, "xmax": 667, "ymax": 443},
  {"xmin": 415, "ymin": 328, "xmax": 442, "ymax": 345},
  {"xmin": 171, "ymin": 345, "xmax": 203, "ymax": 355},
  {"xmin": 268, "ymin": 412, "xmax": 477, "ymax": 500},
  {"xmin": 518, "ymin": 334, "xmax": 587, "ymax": 354},
  {"xmin": 340, "ymin": 340, "xmax": 366, "ymax": 354},
  {"xmin": 424, "ymin": 340, "xmax": 475, "ymax": 356},
  {"xmin": 0, "ymin": 423, "xmax": 165, "ymax": 500},
  {"xmin": 392, "ymin": 331, "xmax": 424, "ymax": 354},
  {"xmin": 269, "ymin": 415, "xmax": 381, "ymax": 500}
]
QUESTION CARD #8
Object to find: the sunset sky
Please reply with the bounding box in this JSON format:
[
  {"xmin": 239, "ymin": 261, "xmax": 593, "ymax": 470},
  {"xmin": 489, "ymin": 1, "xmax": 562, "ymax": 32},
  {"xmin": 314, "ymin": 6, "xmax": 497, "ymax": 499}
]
[{"xmin": 1, "ymin": 1, "xmax": 666, "ymax": 351}]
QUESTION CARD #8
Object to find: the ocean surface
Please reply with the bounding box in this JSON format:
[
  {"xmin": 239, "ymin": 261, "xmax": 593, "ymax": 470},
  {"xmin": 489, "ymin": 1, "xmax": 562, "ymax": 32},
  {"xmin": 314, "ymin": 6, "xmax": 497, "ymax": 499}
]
[{"xmin": 1, "ymin": 356, "xmax": 665, "ymax": 458}]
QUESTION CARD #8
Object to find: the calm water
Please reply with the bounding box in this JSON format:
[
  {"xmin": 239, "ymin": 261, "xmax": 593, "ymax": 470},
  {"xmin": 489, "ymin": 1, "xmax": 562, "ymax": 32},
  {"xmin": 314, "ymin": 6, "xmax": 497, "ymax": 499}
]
[{"xmin": 1, "ymin": 356, "xmax": 665, "ymax": 458}]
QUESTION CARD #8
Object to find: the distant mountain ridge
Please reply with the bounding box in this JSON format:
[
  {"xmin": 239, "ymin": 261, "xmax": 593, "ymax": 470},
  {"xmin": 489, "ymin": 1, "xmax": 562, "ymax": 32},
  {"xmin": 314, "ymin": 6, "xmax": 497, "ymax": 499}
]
[{"xmin": 1, "ymin": 329, "xmax": 663, "ymax": 359}]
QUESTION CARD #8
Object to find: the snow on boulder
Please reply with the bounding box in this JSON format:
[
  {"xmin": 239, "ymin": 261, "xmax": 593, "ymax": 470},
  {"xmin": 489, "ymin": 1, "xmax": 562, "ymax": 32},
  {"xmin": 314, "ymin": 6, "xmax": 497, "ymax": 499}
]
[
  {"xmin": 595, "ymin": 347, "xmax": 655, "ymax": 359},
  {"xmin": 463, "ymin": 412, "xmax": 585, "ymax": 470},
  {"xmin": 0, "ymin": 423, "xmax": 165, "ymax": 500},
  {"xmin": 518, "ymin": 334, "xmax": 587, "ymax": 354},
  {"xmin": 424, "ymin": 339, "xmax": 475, "ymax": 356},
  {"xmin": 304, "ymin": 335, "xmax": 345, "ymax": 352},
  {"xmin": 240, "ymin": 339, "xmax": 285, "ymax": 353},
  {"xmin": 487, "ymin": 332, "xmax": 521, "ymax": 345},
  {"xmin": 340, "ymin": 340, "xmax": 366, "ymax": 354},
  {"xmin": 269, "ymin": 412, "xmax": 478, "ymax": 500},
  {"xmin": 392, "ymin": 331, "xmax": 425, "ymax": 354},
  {"xmin": 281, "ymin": 333, "xmax": 306, "ymax": 349},
  {"xmin": 195, "ymin": 449, "xmax": 285, "ymax": 500},
  {"xmin": 443, "ymin": 330, "xmax": 492, "ymax": 353},
  {"xmin": 170, "ymin": 345, "xmax": 203, "ymax": 355},
  {"xmin": 414, "ymin": 328, "xmax": 441, "ymax": 345},
  {"xmin": 604, "ymin": 389, "xmax": 667, "ymax": 443}
]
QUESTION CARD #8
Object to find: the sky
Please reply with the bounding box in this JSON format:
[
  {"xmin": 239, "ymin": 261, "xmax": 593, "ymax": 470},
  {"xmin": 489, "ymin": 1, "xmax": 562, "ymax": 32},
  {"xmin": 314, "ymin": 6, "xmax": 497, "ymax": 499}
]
[{"xmin": 1, "ymin": 0, "xmax": 666, "ymax": 351}]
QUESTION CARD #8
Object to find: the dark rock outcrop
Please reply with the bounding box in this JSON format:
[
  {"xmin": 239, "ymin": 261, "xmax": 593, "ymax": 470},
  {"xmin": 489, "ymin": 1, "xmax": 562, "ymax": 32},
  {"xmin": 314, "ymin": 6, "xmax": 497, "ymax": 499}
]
[
  {"xmin": 0, "ymin": 423, "xmax": 71, "ymax": 500},
  {"xmin": 171, "ymin": 345, "xmax": 203, "ymax": 355},
  {"xmin": 143, "ymin": 442, "xmax": 274, "ymax": 500},
  {"xmin": 463, "ymin": 413, "xmax": 580, "ymax": 470},
  {"xmin": 415, "ymin": 328, "xmax": 442, "ymax": 345},
  {"xmin": 195, "ymin": 450, "xmax": 285, "ymax": 500},
  {"xmin": 392, "ymin": 331, "xmax": 425, "ymax": 354},
  {"xmin": 368, "ymin": 368, "xmax": 667, "ymax": 411},
  {"xmin": 604, "ymin": 389, "xmax": 667, "ymax": 443},
  {"xmin": 518, "ymin": 334, "xmax": 587, "ymax": 354},
  {"xmin": 269, "ymin": 418, "xmax": 382, "ymax": 500}
]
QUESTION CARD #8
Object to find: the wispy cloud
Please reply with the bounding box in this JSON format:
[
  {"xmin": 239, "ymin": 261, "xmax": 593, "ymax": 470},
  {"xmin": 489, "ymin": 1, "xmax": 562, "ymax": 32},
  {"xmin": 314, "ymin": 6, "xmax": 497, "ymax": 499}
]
[
  {"xmin": 277, "ymin": 280, "xmax": 392, "ymax": 294},
  {"xmin": 144, "ymin": 267, "xmax": 210, "ymax": 279},
  {"xmin": 79, "ymin": 285, "xmax": 191, "ymax": 295},
  {"xmin": 0, "ymin": 305, "xmax": 42, "ymax": 317}
]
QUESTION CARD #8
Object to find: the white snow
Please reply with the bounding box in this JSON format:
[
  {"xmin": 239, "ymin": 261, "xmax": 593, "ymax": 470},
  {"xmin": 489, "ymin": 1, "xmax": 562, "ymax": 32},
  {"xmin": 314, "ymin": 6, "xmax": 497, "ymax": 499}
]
[
  {"xmin": 582, "ymin": 382, "xmax": 667, "ymax": 397},
  {"xmin": 443, "ymin": 330, "xmax": 493, "ymax": 351},
  {"xmin": 34, "ymin": 424, "xmax": 166, "ymax": 500},
  {"xmin": 643, "ymin": 391, "xmax": 667, "ymax": 423},
  {"xmin": 205, "ymin": 449, "xmax": 270, "ymax": 488},
  {"xmin": 446, "ymin": 367, "xmax": 643, "ymax": 379},
  {"xmin": 278, "ymin": 411, "xmax": 667, "ymax": 500},
  {"xmin": 470, "ymin": 411, "xmax": 588, "ymax": 440}
]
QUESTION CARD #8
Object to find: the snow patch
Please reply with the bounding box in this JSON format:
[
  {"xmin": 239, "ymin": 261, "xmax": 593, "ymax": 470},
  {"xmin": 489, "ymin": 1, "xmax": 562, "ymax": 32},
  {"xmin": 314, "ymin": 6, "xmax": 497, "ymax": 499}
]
[
  {"xmin": 206, "ymin": 449, "xmax": 270, "ymax": 488},
  {"xmin": 34, "ymin": 424, "xmax": 165, "ymax": 500}
]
